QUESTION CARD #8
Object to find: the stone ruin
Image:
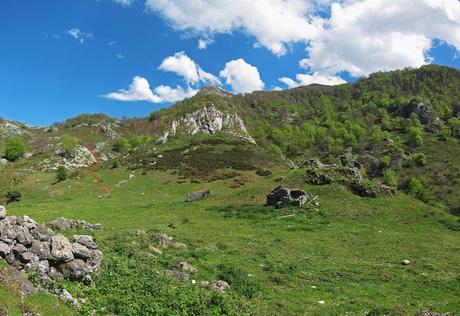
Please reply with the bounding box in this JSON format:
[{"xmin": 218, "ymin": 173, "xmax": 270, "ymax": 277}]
[
  {"xmin": 0, "ymin": 208, "xmax": 102, "ymax": 287},
  {"xmin": 186, "ymin": 189, "xmax": 212, "ymax": 202},
  {"xmin": 266, "ymin": 187, "xmax": 308, "ymax": 208}
]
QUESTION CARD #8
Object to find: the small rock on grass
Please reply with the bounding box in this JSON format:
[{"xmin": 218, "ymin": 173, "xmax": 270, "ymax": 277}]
[{"xmin": 402, "ymin": 259, "xmax": 411, "ymax": 265}]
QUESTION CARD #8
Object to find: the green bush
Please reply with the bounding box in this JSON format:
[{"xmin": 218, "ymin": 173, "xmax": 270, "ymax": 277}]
[
  {"xmin": 113, "ymin": 137, "xmax": 131, "ymax": 153},
  {"xmin": 408, "ymin": 178, "xmax": 429, "ymax": 202},
  {"xmin": 383, "ymin": 169, "xmax": 398, "ymax": 187},
  {"xmin": 4, "ymin": 136, "xmax": 26, "ymax": 161},
  {"xmin": 408, "ymin": 126, "xmax": 424, "ymax": 146},
  {"xmin": 6, "ymin": 191, "xmax": 21, "ymax": 204},
  {"xmin": 56, "ymin": 166, "xmax": 69, "ymax": 182},
  {"xmin": 61, "ymin": 134, "xmax": 79, "ymax": 156},
  {"xmin": 412, "ymin": 152, "xmax": 427, "ymax": 167}
]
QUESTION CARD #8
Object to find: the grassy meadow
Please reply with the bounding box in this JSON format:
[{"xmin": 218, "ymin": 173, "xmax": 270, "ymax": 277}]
[{"xmin": 1, "ymin": 165, "xmax": 459, "ymax": 315}]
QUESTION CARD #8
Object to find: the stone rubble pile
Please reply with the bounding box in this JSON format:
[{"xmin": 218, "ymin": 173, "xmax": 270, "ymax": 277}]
[
  {"xmin": 266, "ymin": 187, "xmax": 309, "ymax": 208},
  {"xmin": 49, "ymin": 217, "xmax": 103, "ymax": 231},
  {"xmin": 0, "ymin": 208, "xmax": 102, "ymax": 287}
]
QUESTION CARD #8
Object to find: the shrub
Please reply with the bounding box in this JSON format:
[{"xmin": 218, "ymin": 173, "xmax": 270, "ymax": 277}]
[
  {"xmin": 56, "ymin": 166, "xmax": 68, "ymax": 182},
  {"xmin": 6, "ymin": 191, "xmax": 21, "ymax": 204},
  {"xmin": 412, "ymin": 152, "xmax": 427, "ymax": 167},
  {"xmin": 408, "ymin": 126, "xmax": 423, "ymax": 146},
  {"xmin": 408, "ymin": 178, "xmax": 429, "ymax": 202},
  {"xmin": 4, "ymin": 136, "xmax": 26, "ymax": 161},
  {"xmin": 113, "ymin": 137, "xmax": 131, "ymax": 153},
  {"xmin": 383, "ymin": 169, "xmax": 398, "ymax": 187}
]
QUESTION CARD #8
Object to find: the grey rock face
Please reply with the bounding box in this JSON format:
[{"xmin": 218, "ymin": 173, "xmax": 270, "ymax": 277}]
[
  {"xmin": 159, "ymin": 103, "xmax": 256, "ymax": 144},
  {"xmin": 51, "ymin": 235, "xmax": 74, "ymax": 262},
  {"xmin": 186, "ymin": 190, "xmax": 212, "ymax": 202},
  {"xmin": 266, "ymin": 187, "xmax": 308, "ymax": 208},
  {"xmin": 18, "ymin": 252, "xmax": 39, "ymax": 264}
]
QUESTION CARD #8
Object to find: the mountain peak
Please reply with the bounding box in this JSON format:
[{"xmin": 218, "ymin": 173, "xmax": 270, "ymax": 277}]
[{"xmin": 196, "ymin": 85, "xmax": 232, "ymax": 97}]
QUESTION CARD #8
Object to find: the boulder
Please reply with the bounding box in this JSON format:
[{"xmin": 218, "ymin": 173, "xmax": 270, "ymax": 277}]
[
  {"xmin": 186, "ymin": 190, "xmax": 212, "ymax": 202},
  {"xmin": 59, "ymin": 259, "xmax": 93, "ymax": 281},
  {"xmin": 179, "ymin": 261, "xmax": 197, "ymax": 274},
  {"xmin": 73, "ymin": 235, "xmax": 98, "ymax": 250},
  {"xmin": 156, "ymin": 233, "xmax": 173, "ymax": 249},
  {"xmin": 211, "ymin": 280, "xmax": 231, "ymax": 293},
  {"xmin": 18, "ymin": 251, "xmax": 39, "ymax": 264},
  {"xmin": 50, "ymin": 217, "xmax": 102, "ymax": 231},
  {"xmin": 24, "ymin": 260, "xmax": 50, "ymax": 276},
  {"xmin": 0, "ymin": 241, "xmax": 11, "ymax": 257},
  {"xmin": 12, "ymin": 243, "xmax": 27, "ymax": 254},
  {"xmin": 72, "ymin": 242, "xmax": 91, "ymax": 259},
  {"xmin": 15, "ymin": 226, "xmax": 34, "ymax": 246},
  {"xmin": 30, "ymin": 240, "xmax": 52, "ymax": 260},
  {"xmin": 51, "ymin": 235, "xmax": 74, "ymax": 262},
  {"xmin": 0, "ymin": 206, "xmax": 6, "ymax": 219},
  {"xmin": 266, "ymin": 187, "xmax": 308, "ymax": 208}
]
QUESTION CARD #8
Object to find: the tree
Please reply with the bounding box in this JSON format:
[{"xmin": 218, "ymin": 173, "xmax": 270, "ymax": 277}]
[
  {"xmin": 408, "ymin": 126, "xmax": 423, "ymax": 146},
  {"xmin": 56, "ymin": 166, "xmax": 68, "ymax": 182},
  {"xmin": 4, "ymin": 136, "xmax": 26, "ymax": 161}
]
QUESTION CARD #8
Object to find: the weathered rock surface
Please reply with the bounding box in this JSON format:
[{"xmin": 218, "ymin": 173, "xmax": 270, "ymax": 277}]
[
  {"xmin": 179, "ymin": 261, "xmax": 197, "ymax": 274},
  {"xmin": 211, "ymin": 280, "xmax": 231, "ymax": 293},
  {"xmin": 0, "ymin": 265, "xmax": 37, "ymax": 297},
  {"xmin": 266, "ymin": 187, "xmax": 308, "ymax": 208},
  {"xmin": 156, "ymin": 233, "xmax": 173, "ymax": 249},
  {"xmin": 0, "ymin": 215, "xmax": 102, "ymax": 287},
  {"xmin": 0, "ymin": 206, "xmax": 6, "ymax": 219},
  {"xmin": 186, "ymin": 190, "xmax": 212, "ymax": 202},
  {"xmin": 409, "ymin": 99, "xmax": 443, "ymax": 131},
  {"xmin": 49, "ymin": 217, "xmax": 102, "ymax": 231},
  {"xmin": 165, "ymin": 269, "xmax": 190, "ymax": 282},
  {"xmin": 159, "ymin": 103, "xmax": 255, "ymax": 144},
  {"xmin": 417, "ymin": 309, "xmax": 447, "ymax": 316}
]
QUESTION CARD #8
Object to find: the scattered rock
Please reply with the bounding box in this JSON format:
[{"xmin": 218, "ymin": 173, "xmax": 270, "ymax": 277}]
[
  {"xmin": 211, "ymin": 280, "xmax": 230, "ymax": 293},
  {"xmin": 186, "ymin": 190, "xmax": 212, "ymax": 202},
  {"xmin": 148, "ymin": 246, "xmax": 163, "ymax": 256},
  {"xmin": 402, "ymin": 259, "xmax": 411, "ymax": 265},
  {"xmin": 56, "ymin": 288, "xmax": 80, "ymax": 307},
  {"xmin": 156, "ymin": 233, "xmax": 173, "ymax": 249},
  {"xmin": 165, "ymin": 269, "xmax": 190, "ymax": 282},
  {"xmin": 179, "ymin": 261, "xmax": 197, "ymax": 274},
  {"xmin": 417, "ymin": 308, "xmax": 447, "ymax": 316},
  {"xmin": 266, "ymin": 187, "xmax": 308, "ymax": 208}
]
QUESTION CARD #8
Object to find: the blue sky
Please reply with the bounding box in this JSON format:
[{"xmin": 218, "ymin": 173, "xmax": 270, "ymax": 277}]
[{"xmin": 1, "ymin": 0, "xmax": 459, "ymax": 126}]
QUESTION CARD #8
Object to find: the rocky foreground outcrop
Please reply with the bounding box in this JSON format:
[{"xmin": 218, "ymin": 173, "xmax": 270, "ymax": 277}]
[
  {"xmin": 0, "ymin": 210, "xmax": 102, "ymax": 286},
  {"xmin": 159, "ymin": 103, "xmax": 256, "ymax": 144}
]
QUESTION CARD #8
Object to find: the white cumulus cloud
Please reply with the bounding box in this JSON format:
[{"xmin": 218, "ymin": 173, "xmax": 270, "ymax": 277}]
[
  {"xmin": 159, "ymin": 52, "xmax": 221, "ymax": 85},
  {"xmin": 302, "ymin": 0, "xmax": 460, "ymax": 77},
  {"xmin": 144, "ymin": 0, "xmax": 318, "ymax": 55},
  {"xmin": 67, "ymin": 28, "xmax": 94, "ymax": 43},
  {"xmin": 102, "ymin": 76, "xmax": 196, "ymax": 103},
  {"xmin": 279, "ymin": 73, "xmax": 346, "ymax": 88},
  {"xmin": 220, "ymin": 59, "xmax": 264, "ymax": 94}
]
